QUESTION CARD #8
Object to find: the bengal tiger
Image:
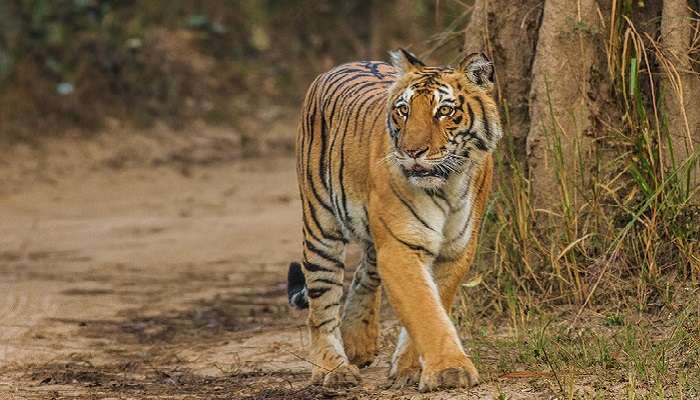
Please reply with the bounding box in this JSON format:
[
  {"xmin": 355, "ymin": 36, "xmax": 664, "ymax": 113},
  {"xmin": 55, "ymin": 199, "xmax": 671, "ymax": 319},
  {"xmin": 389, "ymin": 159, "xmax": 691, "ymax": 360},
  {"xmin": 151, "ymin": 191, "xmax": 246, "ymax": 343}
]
[{"xmin": 286, "ymin": 49, "xmax": 502, "ymax": 392}]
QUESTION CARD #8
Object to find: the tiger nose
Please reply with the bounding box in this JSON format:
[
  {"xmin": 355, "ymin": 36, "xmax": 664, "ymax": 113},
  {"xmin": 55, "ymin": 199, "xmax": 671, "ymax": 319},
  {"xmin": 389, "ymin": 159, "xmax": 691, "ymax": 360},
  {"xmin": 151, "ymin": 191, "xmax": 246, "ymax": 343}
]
[{"xmin": 404, "ymin": 146, "xmax": 429, "ymax": 159}]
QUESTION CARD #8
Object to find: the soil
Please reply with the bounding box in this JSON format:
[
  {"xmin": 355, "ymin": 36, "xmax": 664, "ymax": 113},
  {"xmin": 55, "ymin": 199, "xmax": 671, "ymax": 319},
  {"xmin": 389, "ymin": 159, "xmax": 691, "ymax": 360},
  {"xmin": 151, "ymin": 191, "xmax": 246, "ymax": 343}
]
[{"xmin": 0, "ymin": 131, "xmax": 539, "ymax": 399}]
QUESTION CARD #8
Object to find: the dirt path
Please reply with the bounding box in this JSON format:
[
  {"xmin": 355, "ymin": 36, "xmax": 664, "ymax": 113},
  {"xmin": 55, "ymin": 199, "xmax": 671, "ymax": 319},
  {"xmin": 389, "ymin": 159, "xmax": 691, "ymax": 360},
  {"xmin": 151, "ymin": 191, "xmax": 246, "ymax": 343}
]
[
  {"xmin": 0, "ymin": 146, "xmax": 534, "ymax": 399},
  {"xmin": 0, "ymin": 155, "xmax": 318, "ymax": 398}
]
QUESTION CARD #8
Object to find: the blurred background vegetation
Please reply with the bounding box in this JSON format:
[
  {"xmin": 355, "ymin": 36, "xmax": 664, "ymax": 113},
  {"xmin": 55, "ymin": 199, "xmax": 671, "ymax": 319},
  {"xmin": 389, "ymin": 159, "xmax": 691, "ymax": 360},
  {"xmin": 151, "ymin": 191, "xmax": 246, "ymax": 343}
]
[{"xmin": 0, "ymin": 0, "xmax": 467, "ymax": 141}]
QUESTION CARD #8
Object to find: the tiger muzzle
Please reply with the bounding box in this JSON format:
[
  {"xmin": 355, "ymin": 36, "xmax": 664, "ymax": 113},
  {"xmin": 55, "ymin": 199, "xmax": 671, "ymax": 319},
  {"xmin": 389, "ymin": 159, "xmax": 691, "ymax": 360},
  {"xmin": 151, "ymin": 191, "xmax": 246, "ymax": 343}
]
[{"xmin": 403, "ymin": 165, "xmax": 449, "ymax": 180}]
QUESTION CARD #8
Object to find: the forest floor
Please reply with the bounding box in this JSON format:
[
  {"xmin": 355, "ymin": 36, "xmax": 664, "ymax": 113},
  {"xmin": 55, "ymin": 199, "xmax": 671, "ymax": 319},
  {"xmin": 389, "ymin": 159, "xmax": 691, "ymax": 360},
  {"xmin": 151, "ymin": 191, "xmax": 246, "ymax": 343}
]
[{"xmin": 0, "ymin": 129, "xmax": 694, "ymax": 399}]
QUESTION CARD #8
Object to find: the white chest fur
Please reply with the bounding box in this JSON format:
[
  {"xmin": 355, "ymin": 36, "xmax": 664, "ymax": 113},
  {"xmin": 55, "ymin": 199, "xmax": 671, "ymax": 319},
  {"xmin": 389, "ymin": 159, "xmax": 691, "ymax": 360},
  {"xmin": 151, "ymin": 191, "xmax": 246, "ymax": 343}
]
[
  {"xmin": 436, "ymin": 171, "xmax": 477, "ymax": 259},
  {"xmin": 398, "ymin": 165, "xmax": 478, "ymax": 260}
]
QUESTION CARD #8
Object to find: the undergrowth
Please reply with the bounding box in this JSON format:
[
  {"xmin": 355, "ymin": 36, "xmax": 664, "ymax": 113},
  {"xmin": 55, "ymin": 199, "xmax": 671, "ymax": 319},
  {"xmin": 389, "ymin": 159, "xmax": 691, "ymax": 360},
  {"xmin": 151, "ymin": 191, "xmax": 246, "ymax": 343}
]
[{"xmin": 457, "ymin": 4, "xmax": 700, "ymax": 398}]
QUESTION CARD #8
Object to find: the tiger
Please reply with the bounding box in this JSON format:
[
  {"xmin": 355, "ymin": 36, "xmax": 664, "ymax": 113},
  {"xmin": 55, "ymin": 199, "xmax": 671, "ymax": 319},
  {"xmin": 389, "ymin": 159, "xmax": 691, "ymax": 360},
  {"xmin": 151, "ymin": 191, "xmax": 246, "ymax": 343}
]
[{"xmin": 286, "ymin": 49, "xmax": 502, "ymax": 392}]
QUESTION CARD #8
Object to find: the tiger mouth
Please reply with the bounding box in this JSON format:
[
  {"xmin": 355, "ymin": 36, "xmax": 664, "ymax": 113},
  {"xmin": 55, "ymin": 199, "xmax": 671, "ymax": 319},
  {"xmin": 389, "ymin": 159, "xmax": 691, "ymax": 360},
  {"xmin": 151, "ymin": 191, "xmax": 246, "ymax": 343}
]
[{"xmin": 403, "ymin": 165, "xmax": 449, "ymax": 179}]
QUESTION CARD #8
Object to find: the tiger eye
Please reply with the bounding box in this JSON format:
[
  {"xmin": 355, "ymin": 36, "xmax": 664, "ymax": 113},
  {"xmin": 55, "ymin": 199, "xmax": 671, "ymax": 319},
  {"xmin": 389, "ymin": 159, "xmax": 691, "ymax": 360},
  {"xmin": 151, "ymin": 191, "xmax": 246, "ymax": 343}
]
[
  {"xmin": 437, "ymin": 105, "xmax": 454, "ymax": 117},
  {"xmin": 397, "ymin": 105, "xmax": 409, "ymax": 117}
]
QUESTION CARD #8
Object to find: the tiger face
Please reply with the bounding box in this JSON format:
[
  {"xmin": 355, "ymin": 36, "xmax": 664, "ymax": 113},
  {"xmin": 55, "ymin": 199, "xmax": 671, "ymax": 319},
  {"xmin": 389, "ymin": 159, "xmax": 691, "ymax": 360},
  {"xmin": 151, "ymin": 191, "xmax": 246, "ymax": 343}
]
[{"xmin": 387, "ymin": 49, "xmax": 502, "ymax": 188}]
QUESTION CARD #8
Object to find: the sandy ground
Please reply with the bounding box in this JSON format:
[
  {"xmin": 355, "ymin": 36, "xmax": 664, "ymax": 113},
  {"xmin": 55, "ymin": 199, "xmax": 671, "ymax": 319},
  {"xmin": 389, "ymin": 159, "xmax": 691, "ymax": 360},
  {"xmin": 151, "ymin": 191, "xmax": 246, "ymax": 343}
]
[{"xmin": 0, "ymin": 135, "xmax": 539, "ymax": 399}]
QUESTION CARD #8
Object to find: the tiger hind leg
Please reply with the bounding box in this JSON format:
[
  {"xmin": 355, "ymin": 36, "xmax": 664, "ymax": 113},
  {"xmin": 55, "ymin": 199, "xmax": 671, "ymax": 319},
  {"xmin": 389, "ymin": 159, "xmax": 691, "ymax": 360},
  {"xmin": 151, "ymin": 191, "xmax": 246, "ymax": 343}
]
[
  {"xmin": 301, "ymin": 234, "xmax": 360, "ymax": 387},
  {"xmin": 340, "ymin": 244, "xmax": 382, "ymax": 368}
]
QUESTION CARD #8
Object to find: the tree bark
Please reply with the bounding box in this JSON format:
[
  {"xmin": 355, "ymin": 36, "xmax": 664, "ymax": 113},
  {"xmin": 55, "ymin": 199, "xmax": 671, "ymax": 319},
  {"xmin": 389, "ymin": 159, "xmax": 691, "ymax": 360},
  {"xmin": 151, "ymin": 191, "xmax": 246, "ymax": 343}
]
[
  {"xmin": 525, "ymin": 0, "xmax": 600, "ymax": 211},
  {"xmin": 463, "ymin": 0, "xmax": 542, "ymax": 164},
  {"xmin": 659, "ymin": 0, "xmax": 700, "ymax": 197},
  {"xmin": 463, "ymin": 0, "xmax": 600, "ymax": 210}
]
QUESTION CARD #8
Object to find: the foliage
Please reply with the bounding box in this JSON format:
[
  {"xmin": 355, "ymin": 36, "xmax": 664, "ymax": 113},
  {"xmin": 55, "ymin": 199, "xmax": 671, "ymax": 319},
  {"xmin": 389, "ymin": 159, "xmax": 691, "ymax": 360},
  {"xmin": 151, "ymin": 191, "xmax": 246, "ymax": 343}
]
[
  {"xmin": 0, "ymin": 0, "xmax": 211, "ymax": 137},
  {"xmin": 1, "ymin": 0, "xmax": 127, "ymax": 81}
]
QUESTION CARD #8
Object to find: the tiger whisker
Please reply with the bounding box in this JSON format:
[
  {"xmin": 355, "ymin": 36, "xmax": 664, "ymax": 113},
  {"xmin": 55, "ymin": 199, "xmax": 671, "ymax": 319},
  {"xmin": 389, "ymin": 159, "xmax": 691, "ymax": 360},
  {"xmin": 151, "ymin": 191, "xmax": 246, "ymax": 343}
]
[{"xmin": 376, "ymin": 152, "xmax": 397, "ymax": 166}]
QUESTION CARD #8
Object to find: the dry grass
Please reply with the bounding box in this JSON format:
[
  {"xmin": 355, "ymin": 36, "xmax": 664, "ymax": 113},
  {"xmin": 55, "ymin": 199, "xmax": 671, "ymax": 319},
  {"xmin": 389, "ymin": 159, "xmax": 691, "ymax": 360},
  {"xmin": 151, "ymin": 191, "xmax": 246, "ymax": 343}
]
[{"xmin": 456, "ymin": 6, "xmax": 700, "ymax": 398}]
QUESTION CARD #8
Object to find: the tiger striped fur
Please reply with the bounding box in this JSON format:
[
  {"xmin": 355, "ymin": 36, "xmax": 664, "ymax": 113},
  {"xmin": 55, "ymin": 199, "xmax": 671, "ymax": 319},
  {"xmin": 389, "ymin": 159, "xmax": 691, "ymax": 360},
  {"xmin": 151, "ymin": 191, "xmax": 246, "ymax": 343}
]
[{"xmin": 287, "ymin": 49, "xmax": 502, "ymax": 392}]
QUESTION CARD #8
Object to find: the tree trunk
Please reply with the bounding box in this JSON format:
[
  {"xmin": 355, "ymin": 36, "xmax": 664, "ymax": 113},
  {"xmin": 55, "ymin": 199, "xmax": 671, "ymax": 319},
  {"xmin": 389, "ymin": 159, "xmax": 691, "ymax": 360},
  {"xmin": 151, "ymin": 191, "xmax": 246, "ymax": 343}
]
[
  {"xmin": 369, "ymin": 0, "xmax": 386, "ymax": 59},
  {"xmin": 463, "ymin": 0, "xmax": 700, "ymax": 209},
  {"xmin": 464, "ymin": 0, "xmax": 600, "ymax": 211},
  {"xmin": 463, "ymin": 0, "xmax": 542, "ymax": 166},
  {"xmin": 525, "ymin": 0, "xmax": 600, "ymax": 210},
  {"xmin": 659, "ymin": 0, "xmax": 700, "ymax": 198}
]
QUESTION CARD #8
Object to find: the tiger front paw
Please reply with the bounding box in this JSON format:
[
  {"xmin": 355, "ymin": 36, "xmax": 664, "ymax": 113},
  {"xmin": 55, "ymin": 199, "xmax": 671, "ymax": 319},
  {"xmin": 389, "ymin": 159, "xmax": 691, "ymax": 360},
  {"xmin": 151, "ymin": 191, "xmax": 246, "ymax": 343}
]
[
  {"xmin": 311, "ymin": 363, "xmax": 361, "ymax": 388},
  {"xmin": 418, "ymin": 356, "xmax": 479, "ymax": 392},
  {"xmin": 386, "ymin": 339, "xmax": 421, "ymax": 388},
  {"xmin": 386, "ymin": 365, "xmax": 421, "ymax": 389}
]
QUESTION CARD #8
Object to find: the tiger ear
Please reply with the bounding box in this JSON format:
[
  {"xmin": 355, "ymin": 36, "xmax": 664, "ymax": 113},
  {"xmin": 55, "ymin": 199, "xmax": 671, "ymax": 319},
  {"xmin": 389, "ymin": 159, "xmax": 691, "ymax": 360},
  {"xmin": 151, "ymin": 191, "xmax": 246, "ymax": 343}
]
[
  {"xmin": 390, "ymin": 48, "xmax": 425, "ymax": 75},
  {"xmin": 459, "ymin": 52, "xmax": 494, "ymax": 91}
]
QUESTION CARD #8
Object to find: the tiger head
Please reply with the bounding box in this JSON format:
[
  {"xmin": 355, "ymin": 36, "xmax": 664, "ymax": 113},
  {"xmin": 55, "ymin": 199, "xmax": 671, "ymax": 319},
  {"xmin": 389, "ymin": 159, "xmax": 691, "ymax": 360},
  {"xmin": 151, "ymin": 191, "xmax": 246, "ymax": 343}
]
[{"xmin": 386, "ymin": 49, "xmax": 502, "ymax": 188}]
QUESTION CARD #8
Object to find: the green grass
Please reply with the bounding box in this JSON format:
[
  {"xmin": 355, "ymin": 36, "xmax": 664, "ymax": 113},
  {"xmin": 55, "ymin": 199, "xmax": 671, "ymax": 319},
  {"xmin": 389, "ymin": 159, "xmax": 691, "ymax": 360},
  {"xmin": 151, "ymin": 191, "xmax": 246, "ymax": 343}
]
[{"xmin": 455, "ymin": 300, "xmax": 700, "ymax": 398}]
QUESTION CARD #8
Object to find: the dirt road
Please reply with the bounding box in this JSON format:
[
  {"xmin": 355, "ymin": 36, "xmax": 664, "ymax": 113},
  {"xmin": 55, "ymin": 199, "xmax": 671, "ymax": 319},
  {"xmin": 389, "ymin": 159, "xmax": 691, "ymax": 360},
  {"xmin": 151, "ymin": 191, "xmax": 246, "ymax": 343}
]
[
  {"xmin": 0, "ymin": 152, "xmax": 320, "ymax": 398},
  {"xmin": 0, "ymin": 138, "xmax": 532, "ymax": 399}
]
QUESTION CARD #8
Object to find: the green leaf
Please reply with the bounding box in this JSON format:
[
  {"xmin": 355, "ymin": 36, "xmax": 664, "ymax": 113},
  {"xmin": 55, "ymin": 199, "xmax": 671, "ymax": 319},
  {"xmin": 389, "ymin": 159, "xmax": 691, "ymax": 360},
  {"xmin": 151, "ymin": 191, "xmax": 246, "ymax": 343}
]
[
  {"xmin": 629, "ymin": 164, "xmax": 652, "ymax": 197},
  {"xmin": 629, "ymin": 57, "xmax": 637, "ymax": 97}
]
